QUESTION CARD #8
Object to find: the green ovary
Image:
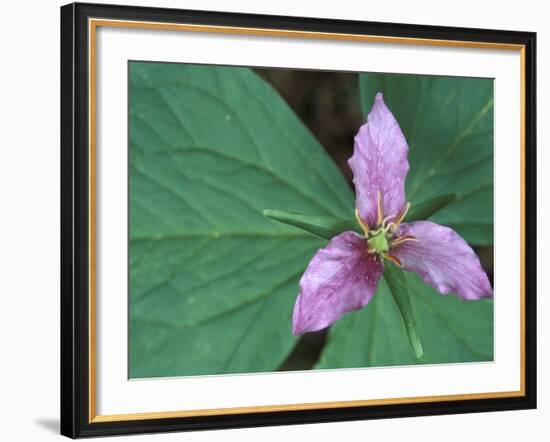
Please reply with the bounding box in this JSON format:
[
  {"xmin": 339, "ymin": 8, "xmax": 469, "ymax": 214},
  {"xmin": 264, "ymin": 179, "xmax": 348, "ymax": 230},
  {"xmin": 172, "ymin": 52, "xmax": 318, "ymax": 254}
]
[{"xmin": 367, "ymin": 231, "xmax": 391, "ymax": 254}]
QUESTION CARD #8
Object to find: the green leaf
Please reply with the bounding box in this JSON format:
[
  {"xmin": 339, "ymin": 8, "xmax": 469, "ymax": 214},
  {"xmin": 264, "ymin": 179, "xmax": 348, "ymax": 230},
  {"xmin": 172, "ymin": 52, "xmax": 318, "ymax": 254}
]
[
  {"xmin": 383, "ymin": 263, "xmax": 423, "ymax": 359},
  {"xmin": 263, "ymin": 209, "xmax": 360, "ymax": 239},
  {"xmin": 359, "ymin": 74, "xmax": 493, "ymax": 245},
  {"xmin": 316, "ymin": 272, "xmax": 493, "ymax": 369},
  {"xmin": 129, "ymin": 62, "xmax": 354, "ymax": 378},
  {"xmin": 406, "ymin": 194, "xmax": 457, "ymax": 222}
]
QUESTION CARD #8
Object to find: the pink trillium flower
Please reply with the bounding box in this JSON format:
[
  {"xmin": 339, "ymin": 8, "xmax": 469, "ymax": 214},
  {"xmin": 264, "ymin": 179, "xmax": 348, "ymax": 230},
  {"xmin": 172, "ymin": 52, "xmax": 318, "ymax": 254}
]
[{"xmin": 292, "ymin": 93, "xmax": 493, "ymax": 335}]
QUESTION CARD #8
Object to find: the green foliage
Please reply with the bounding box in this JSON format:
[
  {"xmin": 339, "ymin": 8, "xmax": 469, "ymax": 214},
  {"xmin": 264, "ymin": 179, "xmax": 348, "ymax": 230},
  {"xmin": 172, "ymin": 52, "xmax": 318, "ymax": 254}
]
[
  {"xmin": 129, "ymin": 64, "xmax": 494, "ymax": 378},
  {"xmin": 129, "ymin": 62, "xmax": 354, "ymax": 378},
  {"xmin": 316, "ymin": 272, "xmax": 493, "ymax": 368},
  {"xmin": 406, "ymin": 194, "xmax": 457, "ymax": 222}
]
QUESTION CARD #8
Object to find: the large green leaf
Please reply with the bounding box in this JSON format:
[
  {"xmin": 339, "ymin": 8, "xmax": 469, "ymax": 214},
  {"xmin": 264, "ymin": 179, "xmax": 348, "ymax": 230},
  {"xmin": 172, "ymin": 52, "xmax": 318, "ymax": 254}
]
[
  {"xmin": 129, "ymin": 62, "xmax": 354, "ymax": 378},
  {"xmin": 316, "ymin": 272, "xmax": 493, "ymax": 369},
  {"xmin": 359, "ymin": 74, "xmax": 494, "ymax": 245}
]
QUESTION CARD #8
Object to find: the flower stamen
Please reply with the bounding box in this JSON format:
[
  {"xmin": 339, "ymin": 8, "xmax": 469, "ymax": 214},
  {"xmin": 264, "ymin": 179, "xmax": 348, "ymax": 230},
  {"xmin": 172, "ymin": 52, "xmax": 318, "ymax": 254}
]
[
  {"xmin": 381, "ymin": 215, "xmax": 394, "ymax": 226},
  {"xmin": 383, "ymin": 254, "xmax": 403, "ymax": 267},
  {"xmin": 355, "ymin": 208, "xmax": 369, "ymax": 236},
  {"xmin": 357, "ymin": 192, "xmax": 417, "ymax": 258},
  {"xmin": 391, "ymin": 235, "xmax": 419, "ymax": 246},
  {"xmin": 394, "ymin": 202, "xmax": 411, "ymax": 226}
]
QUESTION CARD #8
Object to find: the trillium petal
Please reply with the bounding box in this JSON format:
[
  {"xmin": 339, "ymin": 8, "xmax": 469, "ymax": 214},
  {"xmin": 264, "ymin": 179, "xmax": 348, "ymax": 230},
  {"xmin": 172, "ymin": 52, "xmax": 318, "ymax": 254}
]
[
  {"xmin": 349, "ymin": 92, "xmax": 410, "ymax": 226},
  {"xmin": 391, "ymin": 221, "xmax": 493, "ymax": 300},
  {"xmin": 292, "ymin": 231, "xmax": 384, "ymax": 334}
]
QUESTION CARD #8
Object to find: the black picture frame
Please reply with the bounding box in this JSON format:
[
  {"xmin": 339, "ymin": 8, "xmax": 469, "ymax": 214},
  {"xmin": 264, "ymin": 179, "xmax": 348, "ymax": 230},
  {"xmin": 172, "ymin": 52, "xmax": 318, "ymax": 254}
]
[{"xmin": 61, "ymin": 2, "xmax": 537, "ymax": 438}]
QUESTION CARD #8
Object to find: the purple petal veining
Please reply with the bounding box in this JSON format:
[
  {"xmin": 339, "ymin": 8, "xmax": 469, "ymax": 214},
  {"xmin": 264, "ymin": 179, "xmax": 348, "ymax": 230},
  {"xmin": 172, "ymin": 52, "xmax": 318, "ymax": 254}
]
[
  {"xmin": 348, "ymin": 93, "xmax": 410, "ymax": 226},
  {"xmin": 292, "ymin": 231, "xmax": 384, "ymax": 334},
  {"xmin": 391, "ymin": 221, "xmax": 493, "ymax": 300}
]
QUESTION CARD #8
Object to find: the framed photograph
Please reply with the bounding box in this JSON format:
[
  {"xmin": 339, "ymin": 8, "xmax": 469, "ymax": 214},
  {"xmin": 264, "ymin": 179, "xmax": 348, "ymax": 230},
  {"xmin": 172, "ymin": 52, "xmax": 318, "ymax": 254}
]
[{"xmin": 60, "ymin": 2, "xmax": 536, "ymax": 438}]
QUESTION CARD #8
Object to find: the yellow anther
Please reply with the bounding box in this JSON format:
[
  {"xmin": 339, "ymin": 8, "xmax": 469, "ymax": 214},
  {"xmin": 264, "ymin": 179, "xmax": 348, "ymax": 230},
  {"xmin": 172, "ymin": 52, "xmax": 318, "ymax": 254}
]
[{"xmin": 394, "ymin": 202, "xmax": 411, "ymax": 226}]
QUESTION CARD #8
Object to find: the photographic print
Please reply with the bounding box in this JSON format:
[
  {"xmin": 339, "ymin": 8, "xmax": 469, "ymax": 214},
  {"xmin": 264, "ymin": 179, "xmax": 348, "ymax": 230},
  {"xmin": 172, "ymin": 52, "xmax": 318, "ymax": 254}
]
[
  {"xmin": 61, "ymin": 4, "xmax": 536, "ymax": 437},
  {"xmin": 128, "ymin": 62, "xmax": 494, "ymax": 379}
]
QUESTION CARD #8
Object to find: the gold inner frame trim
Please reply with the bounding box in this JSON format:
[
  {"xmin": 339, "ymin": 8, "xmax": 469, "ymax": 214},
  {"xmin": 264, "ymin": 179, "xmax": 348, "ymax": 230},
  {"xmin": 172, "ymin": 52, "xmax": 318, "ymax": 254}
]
[{"xmin": 87, "ymin": 17, "xmax": 527, "ymax": 424}]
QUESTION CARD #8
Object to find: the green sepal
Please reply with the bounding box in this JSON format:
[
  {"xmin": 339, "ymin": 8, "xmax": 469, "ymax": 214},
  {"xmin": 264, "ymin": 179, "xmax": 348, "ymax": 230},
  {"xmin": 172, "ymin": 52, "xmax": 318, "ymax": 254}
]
[
  {"xmin": 263, "ymin": 210, "xmax": 361, "ymax": 240},
  {"xmin": 383, "ymin": 262, "xmax": 424, "ymax": 359},
  {"xmin": 406, "ymin": 194, "xmax": 457, "ymax": 222}
]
